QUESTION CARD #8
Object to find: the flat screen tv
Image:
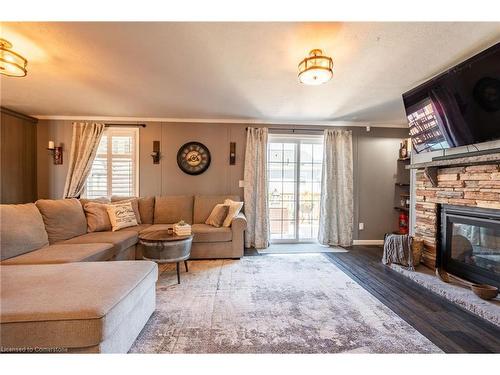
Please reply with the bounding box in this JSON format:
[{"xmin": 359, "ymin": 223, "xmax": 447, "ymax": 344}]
[{"xmin": 403, "ymin": 42, "xmax": 500, "ymax": 154}]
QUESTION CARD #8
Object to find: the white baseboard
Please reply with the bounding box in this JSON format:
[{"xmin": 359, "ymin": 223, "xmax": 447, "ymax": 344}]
[{"xmin": 353, "ymin": 240, "xmax": 384, "ymax": 245}]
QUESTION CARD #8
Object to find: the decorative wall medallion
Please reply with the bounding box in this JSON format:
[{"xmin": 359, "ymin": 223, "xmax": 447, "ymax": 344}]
[{"xmin": 177, "ymin": 142, "xmax": 211, "ymax": 175}]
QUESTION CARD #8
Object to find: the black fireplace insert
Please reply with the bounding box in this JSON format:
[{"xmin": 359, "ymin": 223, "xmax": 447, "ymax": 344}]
[{"xmin": 439, "ymin": 204, "xmax": 500, "ymax": 288}]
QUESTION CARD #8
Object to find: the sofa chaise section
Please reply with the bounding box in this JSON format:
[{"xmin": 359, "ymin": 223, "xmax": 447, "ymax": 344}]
[
  {"xmin": 0, "ymin": 261, "xmax": 158, "ymax": 353},
  {"xmin": 1, "ymin": 243, "xmax": 114, "ymax": 265}
]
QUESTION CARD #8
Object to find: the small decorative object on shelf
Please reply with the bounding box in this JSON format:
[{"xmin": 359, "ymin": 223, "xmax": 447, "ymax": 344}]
[
  {"xmin": 47, "ymin": 141, "xmax": 63, "ymax": 165},
  {"xmin": 398, "ymin": 138, "xmax": 412, "ymax": 160},
  {"xmin": 399, "ymin": 193, "xmax": 410, "ymax": 209}
]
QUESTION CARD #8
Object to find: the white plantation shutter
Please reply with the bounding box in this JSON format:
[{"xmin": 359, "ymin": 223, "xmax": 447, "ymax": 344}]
[{"xmin": 85, "ymin": 128, "xmax": 139, "ymax": 199}]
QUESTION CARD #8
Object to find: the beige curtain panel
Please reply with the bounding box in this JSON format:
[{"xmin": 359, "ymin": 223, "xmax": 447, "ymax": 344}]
[
  {"xmin": 243, "ymin": 127, "xmax": 270, "ymax": 249},
  {"xmin": 318, "ymin": 129, "xmax": 354, "ymax": 247},
  {"xmin": 63, "ymin": 122, "xmax": 105, "ymax": 198}
]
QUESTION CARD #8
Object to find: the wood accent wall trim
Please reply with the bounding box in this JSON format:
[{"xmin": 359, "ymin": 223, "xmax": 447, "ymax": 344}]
[
  {"xmin": 1, "ymin": 107, "xmax": 38, "ymax": 123},
  {"xmin": 0, "ymin": 109, "xmax": 38, "ymax": 203},
  {"xmin": 414, "ymin": 163, "xmax": 500, "ymax": 269}
]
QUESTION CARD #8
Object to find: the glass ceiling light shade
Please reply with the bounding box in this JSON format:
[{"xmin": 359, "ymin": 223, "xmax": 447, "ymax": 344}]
[
  {"xmin": 0, "ymin": 39, "xmax": 28, "ymax": 77},
  {"xmin": 298, "ymin": 49, "xmax": 333, "ymax": 85}
]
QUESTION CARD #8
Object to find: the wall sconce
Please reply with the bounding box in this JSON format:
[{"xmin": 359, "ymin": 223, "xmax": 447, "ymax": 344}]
[
  {"xmin": 47, "ymin": 141, "xmax": 63, "ymax": 165},
  {"xmin": 229, "ymin": 142, "xmax": 236, "ymax": 165},
  {"xmin": 151, "ymin": 141, "xmax": 160, "ymax": 164}
]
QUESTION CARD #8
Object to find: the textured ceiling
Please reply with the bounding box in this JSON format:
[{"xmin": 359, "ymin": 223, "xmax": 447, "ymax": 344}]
[{"xmin": 1, "ymin": 22, "xmax": 499, "ymax": 125}]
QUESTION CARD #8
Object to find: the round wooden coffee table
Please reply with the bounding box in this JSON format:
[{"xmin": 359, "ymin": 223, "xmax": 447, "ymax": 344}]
[{"xmin": 138, "ymin": 230, "xmax": 193, "ymax": 284}]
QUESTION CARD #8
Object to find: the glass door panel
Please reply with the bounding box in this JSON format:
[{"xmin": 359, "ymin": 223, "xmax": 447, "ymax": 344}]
[
  {"xmin": 268, "ymin": 134, "xmax": 323, "ymax": 242},
  {"xmin": 268, "ymin": 140, "xmax": 297, "ymax": 241}
]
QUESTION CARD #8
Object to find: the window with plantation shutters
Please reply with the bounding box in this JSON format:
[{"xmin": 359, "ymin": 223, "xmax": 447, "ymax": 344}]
[{"xmin": 85, "ymin": 128, "xmax": 139, "ymax": 199}]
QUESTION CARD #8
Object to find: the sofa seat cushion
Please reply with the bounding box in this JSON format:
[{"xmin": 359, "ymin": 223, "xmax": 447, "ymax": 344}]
[
  {"xmin": 0, "ymin": 261, "xmax": 158, "ymax": 350},
  {"xmin": 0, "ymin": 243, "xmax": 114, "ymax": 265},
  {"xmin": 0, "ymin": 203, "xmax": 49, "ymax": 261},
  {"xmin": 62, "ymin": 230, "xmax": 138, "ymax": 253},
  {"xmin": 35, "ymin": 198, "xmax": 87, "ymax": 244},
  {"xmin": 191, "ymin": 223, "xmax": 232, "ymax": 243},
  {"xmin": 140, "ymin": 224, "xmax": 232, "ymax": 243},
  {"xmin": 117, "ymin": 224, "xmax": 152, "ymax": 234}
]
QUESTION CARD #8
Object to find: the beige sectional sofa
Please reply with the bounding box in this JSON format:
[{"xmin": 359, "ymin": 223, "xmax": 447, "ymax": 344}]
[{"xmin": 0, "ymin": 194, "xmax": 246, "ymax": 353}]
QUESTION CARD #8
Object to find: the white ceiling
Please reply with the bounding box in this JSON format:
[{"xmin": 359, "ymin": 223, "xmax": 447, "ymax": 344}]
[{"xmin": 1, "ymin": 22, "xmax": 499, "ymax": 125}]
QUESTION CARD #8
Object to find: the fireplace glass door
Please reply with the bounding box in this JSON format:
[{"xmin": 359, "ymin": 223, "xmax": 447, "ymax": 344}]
[
  {"xmin": 441, "ymin": 205, "xmax": 500, "ymax": 287},
  {"xmin": 451, "ymin": 223, "xmax": 500, "ymax": 276}
]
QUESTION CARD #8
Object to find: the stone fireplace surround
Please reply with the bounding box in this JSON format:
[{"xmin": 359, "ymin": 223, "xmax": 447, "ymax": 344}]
[{"xmin": 413, "ymin": 161, "xmax": 500, "ymax": 269}]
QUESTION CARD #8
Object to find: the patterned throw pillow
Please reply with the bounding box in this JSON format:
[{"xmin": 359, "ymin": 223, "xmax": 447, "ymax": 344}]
[
  {"xmin": 222, "ymin": 199, "xmax": 244, "ymax": 227},
  {"xmin": 205, "ymin": 204, "xmax": 230, "ymax": 228},
  {"xmin": 110, "ymin": 198, "xmax": 142, "ymax": 224},
  {"xmin": 106, "ymin": 202, "xmax": 138, "ymax": 231}
]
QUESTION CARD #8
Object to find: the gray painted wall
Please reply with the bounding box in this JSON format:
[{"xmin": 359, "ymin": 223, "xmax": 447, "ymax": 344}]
[{"xmin": 36, "ymin": 120, "xmax": 408, "ymax": 240}]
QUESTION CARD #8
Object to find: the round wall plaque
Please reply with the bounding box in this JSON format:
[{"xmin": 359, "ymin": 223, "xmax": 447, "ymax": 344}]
[{"xmin": 176, "ymin": 142, "xmax": 211, "ymax": 175}]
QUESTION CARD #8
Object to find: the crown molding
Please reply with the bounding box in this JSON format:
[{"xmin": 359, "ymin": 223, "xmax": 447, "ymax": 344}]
[
  {"xmin": 2, "ymin": 107, "xmax": 38, "ymax": 123},
  {"xmin": 32, "ymin": 115, "xmax": 408, "ymax": 128}
]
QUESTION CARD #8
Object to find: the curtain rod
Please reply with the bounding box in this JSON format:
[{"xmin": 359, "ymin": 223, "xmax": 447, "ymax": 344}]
[
  {"xmin": 246, "ymin": 127, "xmax": 324, "ymax": 132},
  {"xmin": 105, "ymin": 123, "xmax": 146, "ymax": 128}
]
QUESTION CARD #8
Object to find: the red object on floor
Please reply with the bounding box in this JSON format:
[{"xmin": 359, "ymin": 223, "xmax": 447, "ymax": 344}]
[{"xmin": 399, "ymin": 212, "xmax": 409, "ymax": 234}]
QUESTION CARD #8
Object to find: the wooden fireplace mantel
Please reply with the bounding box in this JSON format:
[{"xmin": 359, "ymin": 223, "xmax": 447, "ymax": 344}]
[
  {"xmin": 406, "ymin": 152, "xmax": 500, "ymax": 170},
  {"xmin": 407, "ymin": 153, "xmax": 500, "ymax": 187}
]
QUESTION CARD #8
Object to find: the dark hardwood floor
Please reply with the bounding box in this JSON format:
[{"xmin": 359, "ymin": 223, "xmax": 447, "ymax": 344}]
[
  {"xmin": 245, "ymin": 245, "xmax": 500, "ymax": 353},
  {"xmin": 325, "ymin": 246, "xmax": 500, "ymax": 353}
]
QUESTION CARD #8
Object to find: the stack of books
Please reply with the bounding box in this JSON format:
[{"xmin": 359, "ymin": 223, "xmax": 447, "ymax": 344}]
[{"xmin": 173, "ymin": 222, "xmax": 192, "ymax": 236}]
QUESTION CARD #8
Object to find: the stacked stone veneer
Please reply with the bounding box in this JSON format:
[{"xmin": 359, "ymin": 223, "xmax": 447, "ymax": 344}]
[{"xmin": 415, "ymin": 163, "xmax": 500, "ymax": 269}]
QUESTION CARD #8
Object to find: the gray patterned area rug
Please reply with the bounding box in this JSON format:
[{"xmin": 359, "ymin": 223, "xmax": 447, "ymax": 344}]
[{"xmin": 130, "ymin": 254, "xmax": 442, "ymax": 353}]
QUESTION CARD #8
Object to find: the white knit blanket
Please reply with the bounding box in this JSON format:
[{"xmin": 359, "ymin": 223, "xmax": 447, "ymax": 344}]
[{"xmin": 382, "ymin": 234, "xmax": 414, "ymax": 271}]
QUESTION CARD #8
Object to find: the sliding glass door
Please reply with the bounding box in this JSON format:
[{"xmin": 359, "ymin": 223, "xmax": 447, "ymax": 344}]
[{"xmin": 268, "ymin": 134, "xmax": 323, "ymax": 243}]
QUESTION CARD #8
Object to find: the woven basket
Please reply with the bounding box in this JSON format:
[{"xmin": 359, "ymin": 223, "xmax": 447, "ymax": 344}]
[{"xmin": 411, "ymin": 238, "xmax": 424, "ymax": 266}]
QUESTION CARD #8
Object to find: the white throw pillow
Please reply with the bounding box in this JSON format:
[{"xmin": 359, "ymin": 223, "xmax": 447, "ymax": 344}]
[
  {"xmin": 106, "ymin": 202, "xmax": 138, "ymax": 231},
  {"xmin": 222, "ymin": 199, "xmax": 244, "ymax": 227}
]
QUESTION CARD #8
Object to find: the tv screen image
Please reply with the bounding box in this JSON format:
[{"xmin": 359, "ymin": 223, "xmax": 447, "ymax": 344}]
[{"xmin": 403, "ymin": 42, "xmax": 500, "ymax": 154}]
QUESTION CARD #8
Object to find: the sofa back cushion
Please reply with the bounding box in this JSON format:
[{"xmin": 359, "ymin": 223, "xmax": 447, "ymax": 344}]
[
  {"xmin": 193, "ymin": 195, "xmax": 240, "ymax": 224},
  {"xmin": 83, "ymin": 202, "xmax": 112, "ymax": 232},
  {"xmin": 79, "ymin": 197, "xmax": 110, "ymax": 207},
  {"xmin": 35, "ymin": 198, "xmax": 87, "ymax": 243},
  {"xmin": 111, "ymin": 196, "xmax": 155, "ymax": 224},
  {"xmin": 154, "ymin": 195, "xmax": 194, "ymax": 224},
  {"xmin": 0, "ymin": 203, "xmax": 49, "ymax": 260}
]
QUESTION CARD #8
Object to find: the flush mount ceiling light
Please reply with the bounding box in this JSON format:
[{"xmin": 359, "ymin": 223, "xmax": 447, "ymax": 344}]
[
  {"xmin": 298, "ymin": 49, "xmax": 333, "ymax": 85},
  {"xmin": 0, "ymin": 39, "xmax": 28, "ymax": 77}
]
